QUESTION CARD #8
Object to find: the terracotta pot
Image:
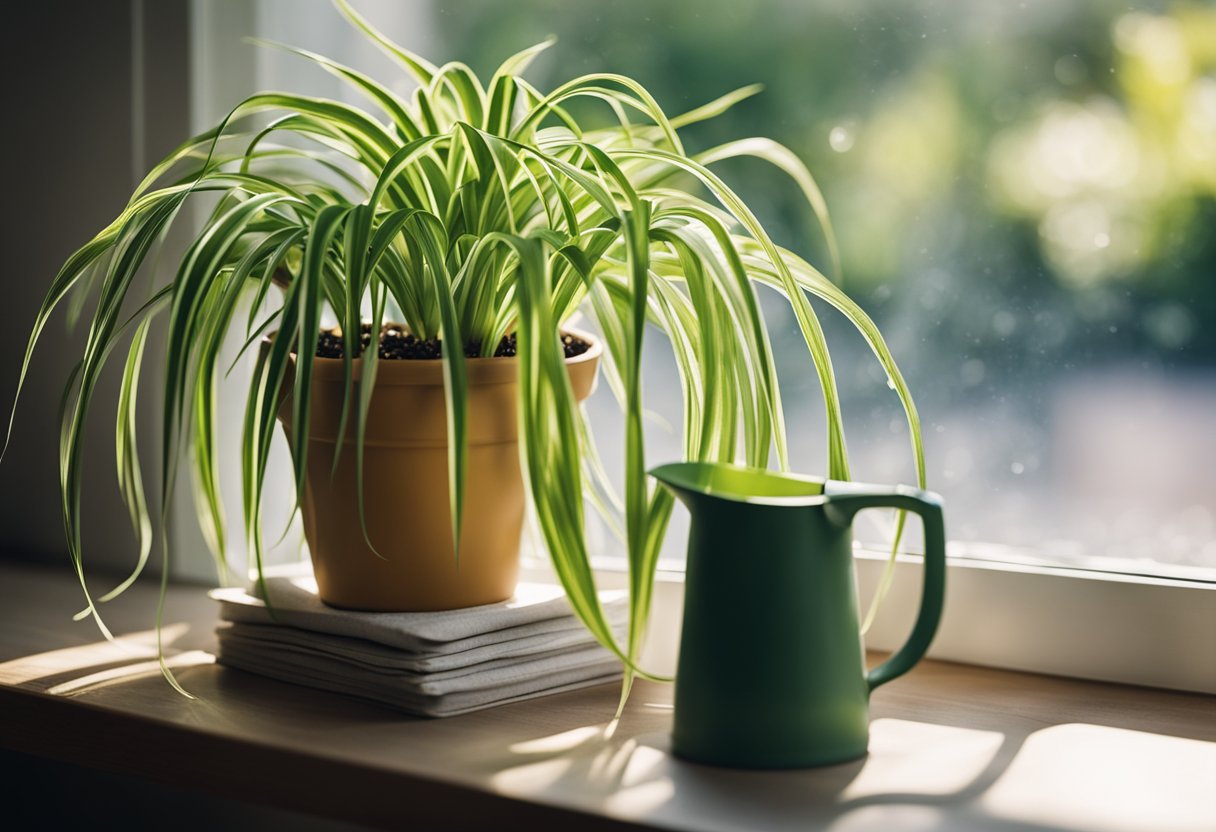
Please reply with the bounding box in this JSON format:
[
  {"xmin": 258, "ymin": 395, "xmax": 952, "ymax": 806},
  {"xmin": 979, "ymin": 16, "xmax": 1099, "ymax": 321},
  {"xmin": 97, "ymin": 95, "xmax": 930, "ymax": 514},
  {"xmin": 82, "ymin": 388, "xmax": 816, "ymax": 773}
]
[{"xmin": 273, "ymin": 330, "xmax": 601, "ymax": 611}]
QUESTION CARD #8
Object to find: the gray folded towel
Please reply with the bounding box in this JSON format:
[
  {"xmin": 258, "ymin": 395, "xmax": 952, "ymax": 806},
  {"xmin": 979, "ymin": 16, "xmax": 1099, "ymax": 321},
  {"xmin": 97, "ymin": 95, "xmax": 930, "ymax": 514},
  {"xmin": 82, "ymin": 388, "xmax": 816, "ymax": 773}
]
[{"xmin": 210, "ymin": 566, "xmax": 626, "ymax": 717}]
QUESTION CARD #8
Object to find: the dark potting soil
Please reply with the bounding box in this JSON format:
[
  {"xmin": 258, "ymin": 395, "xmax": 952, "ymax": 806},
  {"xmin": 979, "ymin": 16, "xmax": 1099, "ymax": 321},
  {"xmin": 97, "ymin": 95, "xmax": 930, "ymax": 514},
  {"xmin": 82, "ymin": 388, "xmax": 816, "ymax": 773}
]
[{"xmin": 315, "ymin": 323, "xmax": 590, "ymax": 361}]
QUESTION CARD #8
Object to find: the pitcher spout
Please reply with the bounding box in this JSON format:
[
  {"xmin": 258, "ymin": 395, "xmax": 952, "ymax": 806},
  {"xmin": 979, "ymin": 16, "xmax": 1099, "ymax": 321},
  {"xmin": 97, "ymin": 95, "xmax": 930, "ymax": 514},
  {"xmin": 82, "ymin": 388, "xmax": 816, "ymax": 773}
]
[
  {"xmin": 648, "ymin": 462, "xmax": 714, "ymax": 508},
  {"xmin": 649, "ymin": 462, "xmax": 826, "ymax": 508}
]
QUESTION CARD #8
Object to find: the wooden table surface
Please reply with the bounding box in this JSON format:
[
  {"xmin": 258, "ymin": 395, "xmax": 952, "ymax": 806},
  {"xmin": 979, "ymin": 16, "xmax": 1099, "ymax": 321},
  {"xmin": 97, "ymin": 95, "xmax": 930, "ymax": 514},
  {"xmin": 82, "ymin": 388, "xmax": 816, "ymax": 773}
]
[{"xmin": 1, "ymin": 560, "xmax": 1213, "ymax": 831}]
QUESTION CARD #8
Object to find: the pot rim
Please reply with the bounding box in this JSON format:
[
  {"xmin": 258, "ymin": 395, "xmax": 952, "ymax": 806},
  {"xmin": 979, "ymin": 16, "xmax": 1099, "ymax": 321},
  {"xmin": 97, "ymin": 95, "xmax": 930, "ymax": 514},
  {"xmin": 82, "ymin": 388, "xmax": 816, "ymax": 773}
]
[{"xmin": 265, "ymin": 325, "xmax": 601, "ymax": 386}]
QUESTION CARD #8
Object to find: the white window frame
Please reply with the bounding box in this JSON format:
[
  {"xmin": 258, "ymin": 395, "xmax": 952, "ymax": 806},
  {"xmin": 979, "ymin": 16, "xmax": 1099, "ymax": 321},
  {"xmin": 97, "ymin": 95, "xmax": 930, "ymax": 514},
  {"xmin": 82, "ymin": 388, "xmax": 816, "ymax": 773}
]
[{"xmin": 523, "ymin": 552, "xmax": 1216, "ymax": 694}]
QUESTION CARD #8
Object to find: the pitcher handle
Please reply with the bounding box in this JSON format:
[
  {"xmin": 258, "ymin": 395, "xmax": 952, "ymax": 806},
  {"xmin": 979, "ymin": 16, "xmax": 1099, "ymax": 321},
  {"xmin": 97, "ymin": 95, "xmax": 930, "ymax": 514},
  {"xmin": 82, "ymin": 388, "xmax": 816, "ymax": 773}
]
[{"xmin": 825, "ymin": 484, "xmax": 947, "ymax": 693}]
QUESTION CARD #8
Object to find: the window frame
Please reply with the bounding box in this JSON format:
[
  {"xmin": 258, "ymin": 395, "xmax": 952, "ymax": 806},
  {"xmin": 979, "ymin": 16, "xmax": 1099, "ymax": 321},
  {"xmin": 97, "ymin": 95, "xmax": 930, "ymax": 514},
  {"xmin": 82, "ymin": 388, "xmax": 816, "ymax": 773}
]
[{"xmin": 523, "ymin": 551, "xmax": 1216, "ymax": 694}]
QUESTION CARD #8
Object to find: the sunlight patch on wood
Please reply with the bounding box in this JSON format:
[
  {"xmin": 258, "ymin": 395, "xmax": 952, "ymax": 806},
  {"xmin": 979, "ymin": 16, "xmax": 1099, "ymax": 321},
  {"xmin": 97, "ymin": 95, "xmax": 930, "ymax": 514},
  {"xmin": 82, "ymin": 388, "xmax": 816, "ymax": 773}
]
[
  {"xmin": 0, "ymin": 623, "xmax": 193, "ymax": 686},
  {"xmin": 983, "ymin": 723, "xmax": 1216, "ymax": 832}
]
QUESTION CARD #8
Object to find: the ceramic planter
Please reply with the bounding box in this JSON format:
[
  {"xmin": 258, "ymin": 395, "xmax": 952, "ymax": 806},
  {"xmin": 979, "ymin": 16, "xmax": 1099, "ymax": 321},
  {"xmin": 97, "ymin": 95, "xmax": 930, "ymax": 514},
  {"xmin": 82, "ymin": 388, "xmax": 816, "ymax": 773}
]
[{"xmin": 274, "ymin": 331, "xmax": 600, "ymax": 612}]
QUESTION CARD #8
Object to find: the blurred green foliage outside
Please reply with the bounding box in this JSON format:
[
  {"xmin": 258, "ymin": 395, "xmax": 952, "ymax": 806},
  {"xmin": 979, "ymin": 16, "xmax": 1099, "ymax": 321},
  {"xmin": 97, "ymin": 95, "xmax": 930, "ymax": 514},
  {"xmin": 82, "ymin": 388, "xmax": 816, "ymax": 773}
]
[
  {"xmin": 429, "ymin": 0, "xmax": 1216, "ymax": 567},
  {"xmin": 435, "ymin": 0, "xmax": 1216, "ymax": 376}
]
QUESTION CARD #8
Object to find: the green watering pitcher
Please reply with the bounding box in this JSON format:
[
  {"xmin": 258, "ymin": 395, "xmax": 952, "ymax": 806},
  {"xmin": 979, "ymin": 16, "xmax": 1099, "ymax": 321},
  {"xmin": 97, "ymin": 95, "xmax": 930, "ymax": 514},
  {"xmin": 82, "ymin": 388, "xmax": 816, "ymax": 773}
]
[{"xmin": 650, "ymin": 462, "xmax": 946, "ymax": 769}]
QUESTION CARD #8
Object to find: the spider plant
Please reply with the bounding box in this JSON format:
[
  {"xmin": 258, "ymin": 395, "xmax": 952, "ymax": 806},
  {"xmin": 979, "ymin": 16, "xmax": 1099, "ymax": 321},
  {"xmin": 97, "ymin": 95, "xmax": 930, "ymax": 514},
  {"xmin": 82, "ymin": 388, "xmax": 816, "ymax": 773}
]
[{"xmin": 4, "ymin": 0, "xmax": 924, "ymax": 700}]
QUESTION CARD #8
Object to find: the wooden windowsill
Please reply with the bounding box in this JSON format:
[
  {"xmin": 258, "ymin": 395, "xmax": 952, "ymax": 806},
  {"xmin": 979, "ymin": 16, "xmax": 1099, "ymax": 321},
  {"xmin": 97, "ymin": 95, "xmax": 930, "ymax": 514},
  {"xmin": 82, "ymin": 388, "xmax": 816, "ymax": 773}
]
[{"xmin": 1, "ymin": 560, "xmax": 1212, "ymax": 831}]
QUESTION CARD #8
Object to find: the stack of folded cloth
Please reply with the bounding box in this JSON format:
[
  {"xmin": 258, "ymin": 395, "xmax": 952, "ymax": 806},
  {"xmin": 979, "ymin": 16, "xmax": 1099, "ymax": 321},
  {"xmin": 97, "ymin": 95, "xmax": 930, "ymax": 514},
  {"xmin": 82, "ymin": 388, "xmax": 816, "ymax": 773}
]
[{"xmin": 211, "ymin": 565, "xmax": 626, "ymax": 717}]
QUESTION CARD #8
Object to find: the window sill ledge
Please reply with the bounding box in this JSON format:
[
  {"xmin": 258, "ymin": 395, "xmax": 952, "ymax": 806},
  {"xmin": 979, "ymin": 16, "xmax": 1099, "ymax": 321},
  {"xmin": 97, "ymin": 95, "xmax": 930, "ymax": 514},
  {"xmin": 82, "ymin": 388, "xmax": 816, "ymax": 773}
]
[{"xmin": 2, "ymin": 561, "xmax": 1213, "ymax": 832}]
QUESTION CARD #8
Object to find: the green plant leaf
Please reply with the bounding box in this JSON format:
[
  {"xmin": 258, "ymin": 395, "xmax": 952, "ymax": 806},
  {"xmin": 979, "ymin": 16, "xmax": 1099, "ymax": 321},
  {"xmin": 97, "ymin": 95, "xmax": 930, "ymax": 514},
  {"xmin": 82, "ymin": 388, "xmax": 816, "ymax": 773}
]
[{"xmin": 404, "ymin": 212, "xmax": 468, "ymax": 560}]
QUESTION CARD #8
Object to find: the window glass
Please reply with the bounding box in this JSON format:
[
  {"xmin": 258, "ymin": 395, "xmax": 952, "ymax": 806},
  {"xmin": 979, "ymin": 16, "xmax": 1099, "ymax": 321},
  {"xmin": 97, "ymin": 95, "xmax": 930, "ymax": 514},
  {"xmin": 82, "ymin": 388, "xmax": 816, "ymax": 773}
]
[
  {"xmin": 253, "ymin": 0, "xmax": 1216, "ymax": 576},
  {"xmin": 431, "ymin": 0, "xmax": 1216, "ymax": 576}
]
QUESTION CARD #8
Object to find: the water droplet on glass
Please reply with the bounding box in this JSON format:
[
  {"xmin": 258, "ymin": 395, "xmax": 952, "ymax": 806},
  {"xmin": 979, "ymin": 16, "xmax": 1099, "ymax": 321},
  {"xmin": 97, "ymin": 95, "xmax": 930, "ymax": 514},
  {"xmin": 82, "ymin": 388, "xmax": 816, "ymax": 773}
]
[
  {"xmin": 1054, "ymin": 54, "xmax": 1088, "ymax": 85},
  {"xmin": 829, "ymin": 124, "xmax": 856, "ymax": 153}
]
